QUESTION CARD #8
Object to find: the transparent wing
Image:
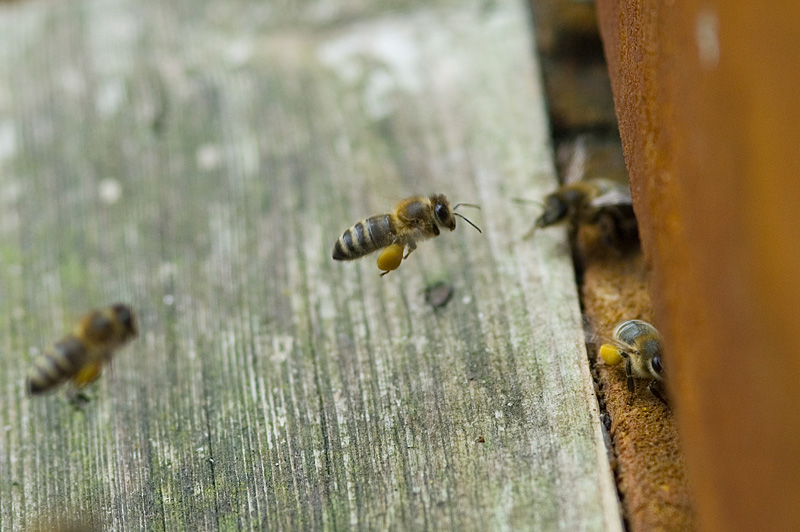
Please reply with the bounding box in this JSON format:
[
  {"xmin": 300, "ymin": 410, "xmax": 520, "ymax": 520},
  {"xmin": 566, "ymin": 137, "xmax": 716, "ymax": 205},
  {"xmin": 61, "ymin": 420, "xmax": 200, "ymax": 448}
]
[
  {"xmin": 561, "ymin": 135, "xmax": 588, "ymax": 185},
  {"xmin": 589, "ymin": 187, "xmax": 633, "ymax": 209}
]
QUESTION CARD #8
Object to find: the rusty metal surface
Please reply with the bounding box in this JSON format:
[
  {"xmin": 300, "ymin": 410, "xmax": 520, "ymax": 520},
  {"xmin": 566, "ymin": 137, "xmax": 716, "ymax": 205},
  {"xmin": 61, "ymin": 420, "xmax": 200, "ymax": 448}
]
[{"xmin": 596, "ymin": 1, "xmax": 800, "ymax": 531}]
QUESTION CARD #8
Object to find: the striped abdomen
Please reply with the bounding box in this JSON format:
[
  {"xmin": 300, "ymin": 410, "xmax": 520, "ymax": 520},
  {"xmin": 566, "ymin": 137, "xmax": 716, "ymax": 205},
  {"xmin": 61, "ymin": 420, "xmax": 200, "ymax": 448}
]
[
  {"xmin": 28, "ymin": 335, "xmax": 89, "ymax": 395},
  {"xmin": 333, "ymin": 214, "xmax": 396, "ymax": 260}
]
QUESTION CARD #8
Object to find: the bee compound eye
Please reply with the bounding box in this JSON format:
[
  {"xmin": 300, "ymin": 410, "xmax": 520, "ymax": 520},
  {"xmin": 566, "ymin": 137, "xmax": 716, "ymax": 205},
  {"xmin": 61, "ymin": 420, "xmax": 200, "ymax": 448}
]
[
  {"xmin": 434, "ymin": 203, "xmax": 448, "ymax": 222},
  {"xmin": 651, "ymin": 355, "xmax": 663, "ymax": 376},
  {"xmin": 118, "ymin": 307, "xmax": 131, "ymax": 322},
  {"xmin": 540, "ymin": 196, "xmax": 568, "ymax": 226},
  {"xmin": 112, "ymin": 304, "xmax": 137, "ymax": 336},
  {"xmin": 91, "ymin": 314, "xmax": 114, "ymax": 338}
]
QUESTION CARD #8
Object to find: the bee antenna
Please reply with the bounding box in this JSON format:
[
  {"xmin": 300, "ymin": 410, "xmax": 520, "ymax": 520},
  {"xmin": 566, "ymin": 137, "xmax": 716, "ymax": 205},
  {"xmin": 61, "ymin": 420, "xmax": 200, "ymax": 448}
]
[
  {"xmin": 522, "ymin": 226, "xmax": 537, "ymax": 240},
  {"xmin": 515, "ymin": 199, "xmax": 546, "ymax": 240},
  {"xmin": 454, "ymin": 212, "xmax": 482, "ymax": 233},
  {"xmin": 512, "ymin": 197, "xmax": 546, "ymax": 209},
  {"xmin": 453, "ymin": 202, "xmax": 481, "ymax": 211}
]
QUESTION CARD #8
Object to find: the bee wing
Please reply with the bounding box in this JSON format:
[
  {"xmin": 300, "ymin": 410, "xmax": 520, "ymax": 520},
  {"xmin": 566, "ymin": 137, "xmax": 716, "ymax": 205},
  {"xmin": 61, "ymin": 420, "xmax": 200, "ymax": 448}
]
[
  {"xmin": 561, "ymin": 135, "xmax": 588, "ymax": 185},
  {"xmin": 583, "ymin": 315, "xmax": 603, "ymax": 347},
  {"xmin": 584, "ymin": 317, "xmax": 637, "ymax": 354},
  {"xmin": 609, "ymin": 337, "xmax": 638, "ymax": 355},
  {"xmin": 584, "ymin": 319, "xmax": 629, "ymax": 368},
  {"xmin": 589, "ymin": 188, "xmax": 633, "ymax": 209}
]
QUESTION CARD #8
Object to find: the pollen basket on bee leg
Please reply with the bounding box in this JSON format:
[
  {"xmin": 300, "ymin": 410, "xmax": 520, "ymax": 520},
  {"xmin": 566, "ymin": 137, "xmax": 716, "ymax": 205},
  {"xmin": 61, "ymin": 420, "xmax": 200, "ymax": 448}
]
[
  {"xmin": 377, "ymin": 244, "xmax": 404, "ymax": 274},
  {"xmin": 599, "ymin": 344, "xmax": 624, "ymax": 366},
  {"xmin": 73, "ymin": 360, "xmax": 104, "ymax": 388}
]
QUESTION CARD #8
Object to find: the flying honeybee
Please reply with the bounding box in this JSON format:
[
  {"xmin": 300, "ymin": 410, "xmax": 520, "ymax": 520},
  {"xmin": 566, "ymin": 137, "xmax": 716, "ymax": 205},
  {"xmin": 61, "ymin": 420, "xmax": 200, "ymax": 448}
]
[
  {"xmin": 524, "ymin": 177, "xmax": 638, "ymax": 247},
  {"xmin": 598, "ymin": 319, "xmax": 666, "ymax": 404},
  {"xmin": 28, "ymin": 304, "xmax": 138, "ymax": 395},
  {"xmin": 332, "ymin": 194, "xmax": 481, "ymax": 276},
  {"xmin": 522, "ymin": 134, "xmax": 638, "ymax": 247}
]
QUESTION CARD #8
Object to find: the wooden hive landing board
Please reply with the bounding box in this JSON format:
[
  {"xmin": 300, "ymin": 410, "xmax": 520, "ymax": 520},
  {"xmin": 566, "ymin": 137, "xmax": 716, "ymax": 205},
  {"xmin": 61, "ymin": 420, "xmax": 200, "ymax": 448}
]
[{"xmin": 0, "ymin": 1, "xmax": 621, "ymax": 530}]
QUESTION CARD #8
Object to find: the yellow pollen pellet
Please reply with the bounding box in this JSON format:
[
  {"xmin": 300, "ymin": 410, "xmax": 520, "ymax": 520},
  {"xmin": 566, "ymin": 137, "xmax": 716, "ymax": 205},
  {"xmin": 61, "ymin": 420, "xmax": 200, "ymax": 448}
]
[
  {"xmin": 377, "ymin": 244, "xmax": 404, "ymax": 274},
  {"xmin": 599, "ymin": 344, "xmax": 623, "ymax": 366}
]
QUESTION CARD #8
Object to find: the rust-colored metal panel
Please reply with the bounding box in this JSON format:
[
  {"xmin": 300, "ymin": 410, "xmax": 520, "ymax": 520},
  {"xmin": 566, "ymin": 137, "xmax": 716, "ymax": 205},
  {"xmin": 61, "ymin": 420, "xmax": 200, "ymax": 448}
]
[{"xmin": 596, "ymin": 1, "xmax": 800, "ymax": 531}]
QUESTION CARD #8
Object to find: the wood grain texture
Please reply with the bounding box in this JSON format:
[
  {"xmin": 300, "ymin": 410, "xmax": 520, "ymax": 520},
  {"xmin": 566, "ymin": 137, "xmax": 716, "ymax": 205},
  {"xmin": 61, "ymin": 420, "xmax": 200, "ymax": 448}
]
[{"xmin": 0, "ymin": 0, "xmax": 622, "ymax": 530}]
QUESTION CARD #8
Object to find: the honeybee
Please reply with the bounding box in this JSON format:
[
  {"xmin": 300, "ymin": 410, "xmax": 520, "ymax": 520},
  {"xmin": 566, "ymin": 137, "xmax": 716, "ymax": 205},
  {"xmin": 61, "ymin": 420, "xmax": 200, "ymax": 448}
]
[
  {"xmin": 524, "ymin": 177, "xmax": 638, "ymax": 247},
  {"xmin": 28, "ymin": 304, "xmax": 138, "ymax": 395},
  {"xmin": 332, "ymin": 194, "xmax": 481, "ymax": 276},
  {"xmin": 28, "ymin": 520, "xmax": 99, "ymax": 532},
  {"xmin": 598, "ymin": 319, "xmax": 666, "ymax": 404}
]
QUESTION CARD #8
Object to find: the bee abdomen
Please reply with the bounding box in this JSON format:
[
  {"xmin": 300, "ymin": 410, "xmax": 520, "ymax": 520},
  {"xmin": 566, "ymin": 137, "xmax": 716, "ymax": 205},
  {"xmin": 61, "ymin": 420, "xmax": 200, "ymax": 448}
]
[
  {"xmin": 614, "ymin": 319, "xmax": 656, "ymax": 346},
  {"xmin": 28, "ymin": 336, "xmax": 88, "ymax": 395},
  {"xmin": 333, "ymin": 214, "xmax": 394, "ymax": 260}
]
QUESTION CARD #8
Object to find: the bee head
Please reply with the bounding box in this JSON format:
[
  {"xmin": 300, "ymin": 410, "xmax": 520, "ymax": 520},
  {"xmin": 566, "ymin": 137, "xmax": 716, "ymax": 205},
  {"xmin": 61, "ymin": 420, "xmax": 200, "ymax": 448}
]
[
  {"xmin": 111, "ymin": 303, "xmax": 138, "ymax": 339},
  {"xmin": 430, "ymin": 194, "xmax": 456, "ymax": 231},
  {"xmin": 536, "ymin": 194, "xmax": 569, "ymax": 228},
  {"xmin": 638, "ymin": 335, "xmax": 664, "ymax": 381},
  {"xmin": 431, "ymin": 194, "xmax": 482, "ymax": 234},
  {"xmin": 649, "ymin": 353, "xmax": 664, "ymax": 381}
]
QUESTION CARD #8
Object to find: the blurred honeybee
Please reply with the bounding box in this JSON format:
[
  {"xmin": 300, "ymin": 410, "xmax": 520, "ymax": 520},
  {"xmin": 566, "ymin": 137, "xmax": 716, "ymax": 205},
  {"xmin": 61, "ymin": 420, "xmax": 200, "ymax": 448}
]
[
  {"xmin": 524, "ymin": 177, "xmax": 638, "ymax": 247},
  {"xmin": 523, "ymin": 134, "xmax": 638, "ymax": 247},
  {"xmin": 28, "ymin": 304, "xmax": 138, "ymax": 395},
  {"xmin": 28, "ymin": 519, "xmax": 99, "ymax": 532},
  {"xmin": 598, "ymin": 319, "xmax": 666, "ymax": 404},
  {"xmin": 332, "ymin": 194, "xmax": 481, "ymax": 276}
]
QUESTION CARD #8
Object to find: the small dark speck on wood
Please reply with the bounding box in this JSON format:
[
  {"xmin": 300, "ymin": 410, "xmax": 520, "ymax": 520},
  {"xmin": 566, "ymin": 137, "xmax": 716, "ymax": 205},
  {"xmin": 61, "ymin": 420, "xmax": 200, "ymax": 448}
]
[{"xmin": 425, "ymin": 281, "xmax": 455, "ymax": 309}]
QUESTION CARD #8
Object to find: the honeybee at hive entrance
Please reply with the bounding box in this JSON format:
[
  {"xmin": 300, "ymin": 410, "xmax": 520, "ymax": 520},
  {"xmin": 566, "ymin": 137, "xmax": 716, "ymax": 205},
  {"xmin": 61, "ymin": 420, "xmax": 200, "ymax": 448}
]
[
  {"xmin": 596, "ymin": 319, "xmax": 666, "ymax": 405},
  {"xmin": 27, "ymin": 303, "xmax": 138, "ymax": 396},
  {"xmin": 523, "ymin": 136, "xmax": 639, "ymax": 251},
  {"xmin": 526, "ymin": 177, "xmax": 638, "ymax": 247},
  {"xmin": 332, "ymin": 194, "xmax": 481, "ymax": 276}
]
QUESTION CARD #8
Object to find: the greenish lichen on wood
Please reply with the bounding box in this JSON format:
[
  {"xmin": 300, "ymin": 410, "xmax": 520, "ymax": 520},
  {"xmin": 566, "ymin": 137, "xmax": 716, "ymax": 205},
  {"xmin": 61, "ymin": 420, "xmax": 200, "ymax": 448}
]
[{"xmin": 0, "ymin": 0, "xmax": 622, "ymax": 530}]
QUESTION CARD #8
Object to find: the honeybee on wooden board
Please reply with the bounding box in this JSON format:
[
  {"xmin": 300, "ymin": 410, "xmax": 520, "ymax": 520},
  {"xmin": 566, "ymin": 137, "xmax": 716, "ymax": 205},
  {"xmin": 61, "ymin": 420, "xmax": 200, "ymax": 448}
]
[
  {"xmin": 332, "ymin": 194, "xmax": 481, "ymax": 276},
  {"xmin": 598, "ymin": 319, "xmax": 666, "ymax": 404},
  {"xmin": 28, "ymin": 304, "xmax": 138, "ymax": 395}
]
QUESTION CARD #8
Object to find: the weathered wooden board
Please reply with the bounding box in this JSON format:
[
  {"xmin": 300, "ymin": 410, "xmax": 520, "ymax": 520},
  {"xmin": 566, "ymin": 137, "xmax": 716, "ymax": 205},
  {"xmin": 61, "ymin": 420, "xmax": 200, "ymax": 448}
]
[{"xmin": 0, "ymin": 0, "xmax": 622, "ymax": 530}]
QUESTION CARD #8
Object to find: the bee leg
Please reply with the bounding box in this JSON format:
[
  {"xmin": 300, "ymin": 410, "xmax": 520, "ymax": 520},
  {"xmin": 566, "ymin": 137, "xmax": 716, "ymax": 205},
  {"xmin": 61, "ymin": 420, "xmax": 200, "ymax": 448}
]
[
  {"xmin": 626, "ymin": 392, "xmax": 636, "ymax": 406},
  {"xmin": 597, "ymin": 213, "xmax": 618, "ymax": 249},
  {"xmin": 624, "ymin": 358, "xmax": 635, "ymax": 392},
  {"xmin": 66, "ymin": 388, "xmax": 92, "ymax": 409},
  {"xmin": 648, "ymin": 380, "xmax": 668, "ymax": 406},
  {"xmin": 568, "ymin": 222, "xmax": 580, "ymax": 242},
  {"xmin": 522, "ymin": 225, "xmax": 537, "ymax": 240},
  {"xmin": 625, "ymin": 358, "xmax": 636, "ymax": 406},
  {"xmin": 403, "ymin": 240, "xmax": 417, "ymax": 260}
]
